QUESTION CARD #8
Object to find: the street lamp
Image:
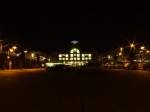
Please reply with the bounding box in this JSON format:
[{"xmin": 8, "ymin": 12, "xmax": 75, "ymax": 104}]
[
  {"xmin": 120, "ymin": 47, "xmax": 123, "ymax": 52},
  {"xmin": 31, "ymin": 53, "xmax": 35, "ymax": 59},
  {"xmin": 130, "ymin": 43, "xmax": 135, "ymax": 48},
  {"xmin": 140, "ymin": 46, "xmax": 145, "ymax": 50},
  {"xmin": 24, "ymin": 50, "xmax": 28, "ymax": 53},
  {"xmin": 108, "ymin": 55, "xmax": 110, "ymax": 59},
  {"xmin": 12, "ymin": 46, "xmax": 17, "ymax": 50},
  {"xmin": 119, "ymin": 52, "xmax": 122, "ymax": 56},
  {"xmin": 139, "ymin": 46, "xmax": 146, "ymax": 70},
  {"xmin": 9, "ymin": 48, "xmax": 14, "ymax": 53},
  {"xmin": 24, "ymin": 50, "xmax": 28, "ymax": 68}
]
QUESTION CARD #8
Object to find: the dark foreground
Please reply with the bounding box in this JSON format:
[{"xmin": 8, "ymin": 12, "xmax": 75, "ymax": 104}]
[{"xmin": 0, "ymin": 69, "xmax": 150, "ymax": 112}]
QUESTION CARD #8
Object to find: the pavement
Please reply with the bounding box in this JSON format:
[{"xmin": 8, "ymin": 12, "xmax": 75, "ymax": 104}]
[
  {"xmin": 0, "ymin": 69, "xmax": 150, "ymax": 112},
  {"xmin": 0, "ymin": 68, "xmax": 45, "ymax": 76}
]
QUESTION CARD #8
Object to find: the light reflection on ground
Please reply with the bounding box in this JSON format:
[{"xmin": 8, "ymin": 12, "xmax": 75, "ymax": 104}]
[{"xmin": 0, "ymin": 68, "xmax": 44, "ymax": 76}]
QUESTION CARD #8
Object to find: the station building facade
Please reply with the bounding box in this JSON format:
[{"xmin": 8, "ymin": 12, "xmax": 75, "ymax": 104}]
[{"xmin": 58, "ymin": 48, "xmax": 92, "ymax": 66}]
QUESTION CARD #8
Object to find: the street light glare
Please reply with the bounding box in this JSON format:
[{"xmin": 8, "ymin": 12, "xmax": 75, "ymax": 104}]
[
  {"xmin": 120, "ymin": 47, "xmax": 123, "ymax": 52},
  {"xmin": 130, "ymin": 43, "xmax": 135, "ymax": 48},
  {"xmin": 31, "ymin": 53, "xmax": 35, "ymax": 58},
  {"xmin": 24, "ymin": 50, "xmax": 28, "ymax": 53},
  {"xmin": 9, "ymin": 48, "xmax": 14, "ymax": 52},
  {"xmin": 146, "ymin": 50, "xmax": 150, "ymax": 53},
  {"xmin": 12, "ymin": 46, "xmax": 17, "ymax": 50},
  {"xmin": 141, "ymin": 46, "xmax": 145, "ymax": 50},
  {"xmin": 119, "ymin": 52, "xmax": 122, "ymax": 56}
]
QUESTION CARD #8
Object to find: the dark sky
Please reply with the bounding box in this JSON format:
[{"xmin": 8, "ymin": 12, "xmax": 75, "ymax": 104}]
[{"xmin": 0, "ymin": 2, "xmax": 150, "ymax": 53}]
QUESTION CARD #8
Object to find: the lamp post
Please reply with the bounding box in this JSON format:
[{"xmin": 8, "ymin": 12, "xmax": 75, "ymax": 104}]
[
  {"xmin": 31, "ymin": 53, "xmax": 35, "ymax": 67},
  {"xmin": 24, "ymin": 50, "xmax": 28, "ymax": 68},
  {"xmin": 8, "ymin": 48, "xmax": 14, "ymax": 69},
  {"xmin": 140, "ymin": 46, "xmax": 145, "ymax": 70}
]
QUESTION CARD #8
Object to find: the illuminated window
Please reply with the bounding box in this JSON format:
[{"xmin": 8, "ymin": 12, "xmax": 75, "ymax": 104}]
[
  {"xmin": 59, "ymin": 54, "xmax": 62, "ymax": 57},
  {"xmin": 77, "ymin": 54, "xmax": 80, "ymax": 57},
  {"xmin": 59, "ymin": 57, "xmax": 62, "ymax": 60},
  {"xmin": 89, "ymin": 54, "xmax": 91, "ymax": 57},
  {"xmin": 70, "ymin": 54, "xmax": 73, "ymax": 57},
  {"xmin": 66, "ymin": 54, "xmax": 68, "ymax": 57},
  {"xmin": 74, "ymin": 54, "xmax": 77, "ymax": 56},
  {"xmin": 82, "ymin": 54, "xmax": 85, "ymax": 57},
  {"xmin": 62, "ymin": 58, "xmax": 65, "ymax": 60},
  {"xmin": 70, "ymin": 48, "xmax": 80, "ymax": 54},
  {"xmin": 74, "ymin": 58, "xmax": 76, "ymax": 60},
  {"xmin": 77, "ymin": 58, "xmax": 80, "ymax": 60},
  {"xmin": 70, "ymin": 58, "xmax": 73, "ymax": 60},
  {"xmin": 82, "ymin": 58, "xmax": 85, "ymax": 60},
  {"xmin": 66, "ymin": 58, "xmax": 68, "ymax": 60}
]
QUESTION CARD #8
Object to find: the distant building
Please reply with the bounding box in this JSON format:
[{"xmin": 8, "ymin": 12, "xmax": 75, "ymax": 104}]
[
  {"xmin": 49, "ymin": 41, "xmax": 100, "ymax": 66},
  {"xmin": 58, "ymin": 48, "xmax": 92, "ymax": 66}
]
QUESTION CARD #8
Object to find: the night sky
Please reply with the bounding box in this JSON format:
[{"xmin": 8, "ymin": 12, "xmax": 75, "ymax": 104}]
[{"xmin": 0, "ymin": 3, "xmax": 150, "ymax": 53}]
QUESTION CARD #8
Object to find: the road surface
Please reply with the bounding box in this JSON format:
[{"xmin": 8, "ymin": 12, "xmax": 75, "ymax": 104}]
[{"xmin": 0, "ymin": 69, "xmax": 150, "ymax": 112}]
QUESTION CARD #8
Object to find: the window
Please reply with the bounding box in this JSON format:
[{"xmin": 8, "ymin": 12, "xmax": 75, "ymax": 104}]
[
  {"xmin": 70, "ymin": 48, "xmax": 80, "ymax": 54},
  {"xmin": 59, "ymin": 54, "xmax": 62, "ymax": 58},
  {"xmin": 70, "ymin": 54, "xmax": 73, "ymax": 57}
]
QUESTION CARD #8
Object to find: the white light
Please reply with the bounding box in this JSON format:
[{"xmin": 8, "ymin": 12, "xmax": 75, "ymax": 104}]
[
  {"xmin": 12, "ymin": 46, "xmax": 17, "ymax": 50},
  {"xmin": 70, "ymin": 48, "xmax": 80, "ymax": 54},
  {"xmin": 16, "ymin": 54, "xmax": 20, "ymax": 57},
  {"xmin": 24, "ymin": 50, "xmax": 28, "ymax": 53},
  {"xmin": 31, "ymin": 53, "xmax": 35, "ymax": 58},
  {"xmin": 71, "ymin": 40, "xmax": 79, "ymax": 44},
  {"xmin": 9, "ymin": 48, "xmax": 13, "ymax": 52},
  {"xmin": 146, "ymin": 50, "xmax": 150, "ymax": 53},
  {"xmin": 66, "ymin": 54, "xmax": 68, "ymax": 57},
  {"xmin": 108, "ymin": 55, "xmax": 111, "ymax": 59},
  {"xmin": 74, "ymin": 54, "xmax": 77, "ymax": 56},
  {"xmin": 59, "ymin": 54, "xmax": 62, "ymax": 58},
  {"xmin": 70, "ymin": 54, "xmax": 73, "ymax": 57},
  {"xmin": 120, "ymin": 47, "xmax": 123, "ymax": 51},
  {"xmin": 119, "ymin": 52, "xmax": 122, "ymax": 56},
  {"xmin": 77, "ymin": 58, "xmax": 80, "ymax": 60},
  {"xmin": 77, "ymin": 54, "xmax": 80, "ymax": 57},
  {"xmin": 141, "ymin": 46, "xmax": 145, "ymax": 50},
  {"xmin": 41, "ymin": 64, "xmax": 45, "ymax": 67},
  {"xmin": 45, "ymin": 63, "xmax": 55, "ymax": 67}
]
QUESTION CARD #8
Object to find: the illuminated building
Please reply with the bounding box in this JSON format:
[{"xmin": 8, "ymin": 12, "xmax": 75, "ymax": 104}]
[{"xmin": 58, "ymin": 48, "xmax": 92, "ymax": 66}]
